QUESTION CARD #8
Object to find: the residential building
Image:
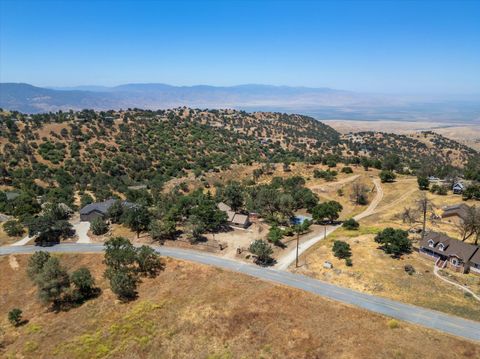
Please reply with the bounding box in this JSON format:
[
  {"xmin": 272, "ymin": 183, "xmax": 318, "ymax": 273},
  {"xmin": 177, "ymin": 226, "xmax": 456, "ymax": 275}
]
[
  {"xmin": 441, "ymin": 203, "xmax": 471, "ymax": 225},
  {"xmin": 79, "ymin": 199, "xmax": 136, "ymax": 222},
  {"xmin": 217, "ymin": 202, "xmax": 250, "ymax": 228},
  {"xmin": 419, "ymin": 232, "xmax": 479, "ymax": 275}
]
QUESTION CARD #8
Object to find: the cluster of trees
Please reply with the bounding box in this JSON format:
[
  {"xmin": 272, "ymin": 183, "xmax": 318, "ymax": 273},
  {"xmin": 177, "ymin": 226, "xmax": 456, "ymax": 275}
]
[
  {"xmin": 430, "ymin": 184, "xmax": 448, "ymax": 195},
  {"xmin": 27, "ymin": 204, "xmax": 74, "ymax": 246},
  {"xmin": 266, "ymin": 219, "xmax": 312, "ymax": 247},
  {"xmin": 313, "ymin": 169, "xmax": 337, "ymax": 181},
  {"xmin": 3, "ymin": 219, "xmax": 24, "ymax": 237},
  {"xmin": 0, "ymin": 190, "xmax": 41, "ymax": 221},
  {"xmin": 103, "ymin": 237, "xmax": 163, "ymax": 300},
  {"xmin": 463, "ymin": 185, "xmax": 480, "ymax": 201},
  {"xmin": 26, "ymin": 251, "xmax": 98, "ymax": 309},
  {"xmin": 216, "ymin": 177, "xmax": 319, "ymax": 225},
  {"xmin": 3, "ymin": 109, "xmax": 477, "ymax": 226},
  {"xmin": 379, "ymin": 170, "xmax": 396, "ymax": 183}
]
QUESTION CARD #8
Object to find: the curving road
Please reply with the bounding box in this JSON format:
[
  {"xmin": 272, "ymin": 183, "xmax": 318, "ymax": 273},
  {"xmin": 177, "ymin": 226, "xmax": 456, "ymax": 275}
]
[
  {"xmin": 275, "ymin": 178, "xmax": 383, "ymax": 270},
  {"xmin": 1, "ymin": 243, "xmax": 480, "ymax": 342}
]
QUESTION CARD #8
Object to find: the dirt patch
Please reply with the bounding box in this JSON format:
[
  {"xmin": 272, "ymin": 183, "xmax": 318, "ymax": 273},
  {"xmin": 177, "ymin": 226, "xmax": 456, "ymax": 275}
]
[{"xmin": 8, "ymin": 255, "xmax": 19, "ymax": 270}]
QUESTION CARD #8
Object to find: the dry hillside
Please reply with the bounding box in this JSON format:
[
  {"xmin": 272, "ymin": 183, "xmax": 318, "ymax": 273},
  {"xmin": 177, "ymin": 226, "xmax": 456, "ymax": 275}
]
[{"xmin": 1, "ymin": 253, "xmax": 479, "ymax": 359}]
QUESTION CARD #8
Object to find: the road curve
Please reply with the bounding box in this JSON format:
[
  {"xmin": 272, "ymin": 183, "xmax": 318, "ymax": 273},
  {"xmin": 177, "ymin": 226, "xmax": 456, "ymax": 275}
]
[
  {"xmin": 275, "ymin": 178, "xmax": 383, "ymax": 270},
  {"xmin": 1, "ymin": 243, "xmax": 480, "ymax": 343}
]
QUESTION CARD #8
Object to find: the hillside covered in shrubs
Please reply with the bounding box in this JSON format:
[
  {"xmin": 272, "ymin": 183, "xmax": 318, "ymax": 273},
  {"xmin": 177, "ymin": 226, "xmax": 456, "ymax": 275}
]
[{"xmin": 0, "ymin": 108, "xmax": 479, "ymax": 211}]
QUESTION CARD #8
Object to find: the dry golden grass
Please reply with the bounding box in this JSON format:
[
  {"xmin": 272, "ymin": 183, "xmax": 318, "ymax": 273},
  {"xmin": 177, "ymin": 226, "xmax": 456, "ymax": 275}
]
[
  {"xmin": 363, "ymin": 177, "xmax": 478, "ymax": 242},
  {"xmin": 1, "ymin": 254, "xmax": 479, "ymax": 359},
  {"xmin": 296, "ymin": 177, "xmax": 480, "ymax": 321},
  {"xmin": 326, "ymin": 120, "xmax": 480, "ymax": 151}
]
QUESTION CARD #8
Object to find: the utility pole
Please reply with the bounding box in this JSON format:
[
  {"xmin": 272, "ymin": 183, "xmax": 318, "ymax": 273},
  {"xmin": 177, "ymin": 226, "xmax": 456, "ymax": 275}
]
[
  {"xmin": 295, "ymin": 231, "xmax": 300, "ymax": 268},
  {"xmin": 324, "ymin": 224, "xmax": 327, "ymax": 239}
]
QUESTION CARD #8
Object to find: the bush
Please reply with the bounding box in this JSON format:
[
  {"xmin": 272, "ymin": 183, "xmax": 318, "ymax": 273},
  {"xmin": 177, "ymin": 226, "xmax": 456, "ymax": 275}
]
[
  {"xmin": 417, "ymin": 176, "xmax": 429, "ymax": 190},
  {"xmin": 379, "ymin": 170, "xmax": 396, "ymax": 183},
  {"xmin": 341, "ymin": 166, "xmax": 353, "ymax": 174},
  {"xmin": 342, "ymin": 218, "xmax": 359, "ymax": 230},
  {"xmin": 136, "ymin": 246, "xmax": 163, "ymax": 277},
  {"xmin": 332, "ymin": 240, "xmax": 351, "ymax": 259},
  {"xmin": 313, "ymin": 169, "xmax": 337, "ymax": 181},
  {"xmin": 70, "ymin": 267, "xmax": 96, "ymax": 300},
  {"xmin": 8, "ymin": 308, "xmax": 23, "ymax": 326},
  {"xmin": 404, "ymin": 264, "xmax": 415, "ymax": 275},
  {"xmin": 387, "ymin": 319, "xmax": 399, "ymax": 329},
  {"xmin": 249, "ymin": 240, "xmax": 273, "ymax": 265},
  {"xmin": 345, "ymin": 258, "xmax": 353, "ymax": 266},
  {"xmin": 91, "ymin": 217, "xmax": 109, "ymax": 235},
  {"xmin": 149, "ymin": 219, "xmax": 176, "ymax": 241},
  {"xmin": 109, "ymin": 268, "xmax": 138, "ymax": 301},
  {"xmin": 27, "ymin": 251, "xmax": 51, "ymax": 281},
  {"xmin": 3, "ymin": 220, "xmax": 24, "ymax": 237},
  {"xmin": 267, "ymin": 225, "xmax": 284, "ymax": 244},
  {"xmin": 35, "ymin": 257, "xmax": 70, "ymax": 305}
]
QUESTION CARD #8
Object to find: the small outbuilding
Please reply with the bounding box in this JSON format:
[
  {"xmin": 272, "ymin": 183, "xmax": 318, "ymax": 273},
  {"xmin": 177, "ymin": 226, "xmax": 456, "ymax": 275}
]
[{"xmin": 217, "ymin": 202, "xmax": 251, "ymax": 229}]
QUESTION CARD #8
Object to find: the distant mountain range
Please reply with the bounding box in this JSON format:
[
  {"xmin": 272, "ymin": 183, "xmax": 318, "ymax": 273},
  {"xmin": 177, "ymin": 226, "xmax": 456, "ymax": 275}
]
[{"xmin": 1, "ymin": 82, "xmax": 479, "ymax": 122}]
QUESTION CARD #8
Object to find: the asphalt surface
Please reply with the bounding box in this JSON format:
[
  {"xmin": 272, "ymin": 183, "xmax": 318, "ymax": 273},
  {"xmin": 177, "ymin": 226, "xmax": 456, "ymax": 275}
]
[
  {"xmin": 2, "ymin": 243, "xmax": 480, "ymax": 342},
  {"xmin": 275, "ymin": 178, "xmax": 384, "ymax": 270}
]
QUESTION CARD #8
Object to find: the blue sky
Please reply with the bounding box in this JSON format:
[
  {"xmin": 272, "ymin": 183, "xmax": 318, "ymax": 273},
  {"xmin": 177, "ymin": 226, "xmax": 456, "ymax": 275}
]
[{"xmin": 0, "ymin": 0, "xmax": 479, "ymax": 94}]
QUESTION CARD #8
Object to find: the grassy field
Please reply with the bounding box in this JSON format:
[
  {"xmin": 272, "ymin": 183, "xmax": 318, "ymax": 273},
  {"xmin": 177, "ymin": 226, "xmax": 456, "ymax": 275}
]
[
  {"xmin": 295, "ymin": 177, "xmax": 480, "ymax": 321},
  {"xmin": 362, "ymin": 177, "xmax": 478, "ymax": 241},
  {"xmin": 325, "ymin": 120, "xmax": 480, "ymax": 151},
  {"xmin": 1, "ymin": 253, "xmax": 479, "ymax": 358}
]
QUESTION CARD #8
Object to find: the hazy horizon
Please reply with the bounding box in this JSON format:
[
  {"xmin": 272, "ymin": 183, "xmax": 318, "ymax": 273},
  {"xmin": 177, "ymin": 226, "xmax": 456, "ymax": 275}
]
[{"xmin": 1, "ymin": 0, "xmax": 479, "ymax": 95}]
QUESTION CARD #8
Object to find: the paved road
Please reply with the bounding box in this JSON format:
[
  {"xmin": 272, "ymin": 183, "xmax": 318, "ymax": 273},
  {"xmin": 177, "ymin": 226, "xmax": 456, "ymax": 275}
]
[
  {"xmin": 275, "ymin": 178, "xmax": 384, "ymax": 270},
  {"xmin": 73, "ymin": 221, "xmax": 91, "ymax": 243},
  {"xmin": 10, "ymin": 235, "xmax": 33, "ymax": 246},
  {"xmin": 1, "ymin": 243, "xmax": 479, "ymax": 342}
]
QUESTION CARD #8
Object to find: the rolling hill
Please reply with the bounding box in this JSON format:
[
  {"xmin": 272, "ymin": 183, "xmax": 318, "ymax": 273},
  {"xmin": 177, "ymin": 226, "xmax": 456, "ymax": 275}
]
[{"xmin": 0, "ymin": 107, "xmax": 478, "ymax": 206}]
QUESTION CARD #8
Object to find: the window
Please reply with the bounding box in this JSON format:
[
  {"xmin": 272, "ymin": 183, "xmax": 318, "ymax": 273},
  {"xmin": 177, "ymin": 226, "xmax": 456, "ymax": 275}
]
[
  {"xmin": 438, "ymin": 243, "xmax": 445, "ymax": 251},
  {"xmin": 428, "ymin": 240, "xmax": 434, "ymax": 248},
  {"xmin": 451, "ymin": 258, "xmax": 459, "ymax": 266}
]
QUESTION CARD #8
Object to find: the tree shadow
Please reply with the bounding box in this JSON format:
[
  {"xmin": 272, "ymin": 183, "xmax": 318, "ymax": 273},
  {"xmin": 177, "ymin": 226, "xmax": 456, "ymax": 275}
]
[
  {"xmin": 254, "ymin": 257, "xmax": 277, "ymax": 267},
  {"xmin": 50, "ymin": 287, "xmax": 103, "ymax": 313},
  {"xmin": 15, "ymin": 319, "xmax": 29, "ymax": 327}
]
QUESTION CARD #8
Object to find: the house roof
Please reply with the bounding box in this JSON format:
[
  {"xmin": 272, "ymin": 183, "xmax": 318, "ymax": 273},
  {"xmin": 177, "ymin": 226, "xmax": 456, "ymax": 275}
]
[
  {"xmin": 421, "ymin": 232, "xmax": 479, "ymax": 262},
  {"xmin": 5, "ymin": 191, "xmax": 20, "ymax": 201},
  {"xmin": 232, "ymin": 213, "xmax": 249, "ymax": 225},
  {"xmin": 217, "ymin": 202, "xmax": 232, "ymax": 212},
  {"xmin": 442, "ymin": 203, "xmax": 471, "ymax": 221},
  {"xmin": 470, "ymin": 249, "xmax": 480, "ymax": 266},
  {"xmin": 453, "ymin": 183, "xmax": 465, "ymax": 189},
  {"xmin": 80, "ymin": 199, "xmax": 135, "ymax": 215},
  {"xmin": 217, "ymin": 202, "xmax": 249, "ymax": 225},
  {"xmin": 225, "ymin": 210, "xmax": 236, "ymax": 222}
]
